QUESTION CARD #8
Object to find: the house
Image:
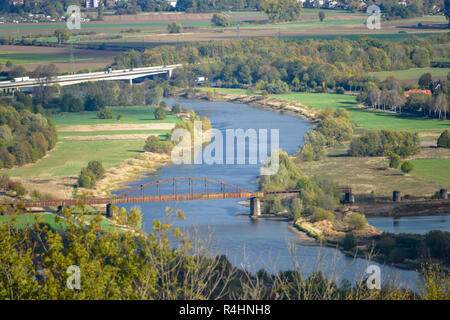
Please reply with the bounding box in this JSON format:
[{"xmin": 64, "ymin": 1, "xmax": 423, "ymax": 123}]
[
  {"xmin": 404, "ymin": 89, "xmax": 432, "ymax": 98},
  {"xmin": 85, "ymin": 0, "xmax": 100, "ymax": 8}
]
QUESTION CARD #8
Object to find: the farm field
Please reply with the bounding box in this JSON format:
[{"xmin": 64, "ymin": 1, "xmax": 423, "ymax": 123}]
[
  {"xmin": 0, "ymin": 11, "xmax": 447, "ymax": 49},
  {"xmin": 50, "ymin": 106, "xmax": 180, "ymax": 127},
  {"xmin": 205, "ymin": 88, "xmax": 450, "ymax": 131},
  {"xmin": 370, "ymin": 67, "xmax": 450, "ymax": 81},
  {"xmin": 410, "ymin": 158, "xmax": 450, "ymax": 186},
  {"xmin": 6, "ymin": 106, "xmax": 180, "ymax": 178},
  {"xmin": 0, "ymin": 45, "xmax": 117, "ymax": 71}
]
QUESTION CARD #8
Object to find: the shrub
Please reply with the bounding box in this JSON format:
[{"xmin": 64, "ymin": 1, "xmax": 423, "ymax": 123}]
[
  {"xmin": 437, "ymin": 130, "xmax": 450, "ymax": 148},
  {"xmin": 78, "ymin": 168, "xmax": 96, "ymax": 188},
  {"xmin": 168, "ymin": 22, "xmax": 182, "ymax": 33},
  {"xmin": 289, "ymin": 198, "xmax": 303, "ymax": 220},
  {"xmin": 171, "ymin": 104, "xmax": 181, "ymax": 114},
  {"xmin": 86, "ymin": 161, "xmax": 105, "ymax": 180},
  {"xmin": 143, "ymin": 136, "xmax": 173, "ymax": 154},
  {"xmin": 388, "ymin": 153, "xmax": 401, "ymax": 168},
  {"xmin": 97, "ymin": 108, "xmax": 114, "ymax": 119},
  {"xmin": 311, "ymin": 207, "xmax": 335, "ymax": 222},
  {"xmin": 154, "ymin": 107, "xmax": 167, "ymax": 120},
  {"xmin": 343, "ymin": 233, "xmax": 357, "ymax": 251},
  {"xmin": 346, "ymin": 212, "xmax": 368, "ymax": 230},
  {"xmin": 10, "ymin": 182, "xmax": 27, "ymax": 197},
  {"xmin": 211, "ymin": 13, "xmax": 230, "ymax": 27},
  {"xmin": 401, "ymin": 161, "xmax": 414, "ymax": 173}
]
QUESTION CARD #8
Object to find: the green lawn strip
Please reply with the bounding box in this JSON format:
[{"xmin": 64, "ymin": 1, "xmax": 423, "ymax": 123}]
[
  {"xmin": 409, "ymin": 158, "xmax": 450, "ymax": 187},
  {"xmin": 270, "ymin": 92, "xmax": 450, "ymax": 131},
  {"xmin": 58, "ymin": 129, "xmax": 169, "ymax": 137},
  {"xmin": 284, "ymin": 32, "xmax": 446, "ymax": 42},
  {"xmin": 0, "ymin": 51, "xmax": 96, "ymax": 64},
  {"xmin": 6, "ymin": 139, "xmax": 146, "ymax": 178},
  {"xmin": 0, "ymin": 213, "xmax": 67, "ymax": 231},
  {"xmin": 51, "ymin": 106, "xmax": 180, "ymax": 127},
  {"xmin": 370, "ymin": 67, "xmax": 450, "ymax": 81}
]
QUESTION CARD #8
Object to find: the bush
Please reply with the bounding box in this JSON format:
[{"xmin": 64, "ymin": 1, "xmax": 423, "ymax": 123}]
[
  {"xmin": 388, "ymin": 153, "xmax": 401, "ymax": 169},
  {"xmin": 343, "ymin": 233, "xmax": 357, "ymax": 251},
  {"xmin": 86, "ymin": 161, "xmax": 105, "ymax": 180},
  {"xmin": 10, "ymin": 182, "xmax": 27, "ymax": 197},
  {"xmin": 97, "ymin": 108, "xmax": 114, "ymax": 119},
  {"xmin": 154, "ymin": 107, "xmax": 167, "ymax": 120},
  {"xmin": 168, "ymin": 22, "xmax": 182, "ymax": 33},
  {"xmin": 78, "ymin": 167, "xmax": 96, "ymax": 188},
  {"xmin": 143, "ymin": 136, "xmax": 173, "ymax": 154},
  {"xmin": 289, "ymin": 198, "xmax": 303, "ymax": 220},
  {"xmin": 311, "ymin": 207, "xmax": 335, "ymax": 222},
  {"xmin": 345, "ymin": 212, "xmax": 367, "ymax": 230},
  {"xmin": 171, "ymin": 104, "xmax": 181, "ymax": 114},
  {"xmin": 401, "ymin": 161, "xmax": 414, "ymax": 173},
  {"xmin": 211, "ymin": 13, "xmax": 230, "ymax": 27},
  {"xmin": 437, "ymin": 130, "xmax": 450, "ymax": 148}
]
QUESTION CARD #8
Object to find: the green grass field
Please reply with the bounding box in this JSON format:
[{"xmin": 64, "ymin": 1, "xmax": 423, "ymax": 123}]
[
  {"xmin": 6, "ymin": 139, "xmax": 146, "ymax": 178},
  {"xmin": 0, "ymin": 212, "xmax": 121, "ymax": 231},
  {"xmin": 0, "ymin": 51, "xmax": 95, "ymax": 65},
  {"xmin": 271, "ymin": 92, "xmax": 450, "ymax": 131},
  {"xmin": 0, "ymin": 213, "xmax": 67, "ymax": 231},
  {"xmin": 410, "ymin": 158, "xmax": 450, "ymax": 187},
  {"xmin": 50, "ymin": 106, "xmax": 179, "ymax": 127},
  {"xmin": 371, "ymin": 67, "xmax": 450, "ymax": 81},
  {"xmin": 202, "ymin": 88, "xmax": 450, "ymax": 131}
]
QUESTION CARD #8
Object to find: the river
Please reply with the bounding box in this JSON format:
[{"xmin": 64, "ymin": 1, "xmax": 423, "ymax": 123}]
[{"xmin": 115, "ymin": 98, "xmax": 422, "ymax": 290}]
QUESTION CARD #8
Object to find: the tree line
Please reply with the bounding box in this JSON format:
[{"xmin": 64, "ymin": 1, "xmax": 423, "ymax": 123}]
[
  {"xmin": 113, "ymin": 34, "xmax": 450, "ymax": 97},
  {"xmin": 0, "ymin": 104, "xmax": 57, "ymax": 169}
]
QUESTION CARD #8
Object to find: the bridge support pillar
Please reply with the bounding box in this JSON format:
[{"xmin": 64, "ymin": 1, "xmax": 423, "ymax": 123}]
[
  {"xmin": 440, "ymin": 189, "xmax": 448, "ymax": 200},
  {"xmin": 393, "ymin": 190, "xmax": 401, "ymax": 202},
  {"xmin": 168, "ymin": 69, "xmax": 173, "ymax": 79},
  {"xmin": 129, "ymin": 79, "xmax": 133, "ymax": 86},
  {"xmin": 106, "ymin": 203, "xmax": 113, "ymax": 218},
  {"xmin": 57, "ymin": 205, "xmax": 63, "ymax": 213},
  {"xmin": 250, "ymin": 197, "xmax": 261, "ymax": 217}
]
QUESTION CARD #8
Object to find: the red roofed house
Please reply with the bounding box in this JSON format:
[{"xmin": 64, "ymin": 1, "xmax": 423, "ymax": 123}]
[{"xmin": 404, "ymin": 89, "xmax": 432, "ymax": 98}]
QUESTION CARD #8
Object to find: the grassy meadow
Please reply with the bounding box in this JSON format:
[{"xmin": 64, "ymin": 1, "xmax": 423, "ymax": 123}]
[
  {"xmin": 370, "ymin": 67, "xmax": 450, "ymax": 81},
  {"xmin": 7, "ymin": 106, "xmax": 180, "ymax": 178}
]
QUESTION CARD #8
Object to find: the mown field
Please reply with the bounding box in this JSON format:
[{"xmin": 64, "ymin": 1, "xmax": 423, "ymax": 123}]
[
  {"xmin": 410, "ymin": 158, "xmax": 450, "ymax": 187},
  {"xmin": 370, "ymin": 67, "xmax": 450, "ymax": 81},
  {"xmin": 50, "ymin": 106, "xmax": 180, "ymax": 127},
  {"xmin": 206, "ymin": 88, "xmax": 450, "ymax": 131},
  {"xmin": 0, "ymin": 212, "xmax": 120, "ymax": 231},
  {"xmin": 7, "ymin": 106, "xmax": 180, "ymax": 178}
]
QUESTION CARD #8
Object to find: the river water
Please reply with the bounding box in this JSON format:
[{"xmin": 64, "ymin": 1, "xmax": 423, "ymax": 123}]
[{"xmin": 115, "ymin": 98, "xmax": 422, "ymax": 290}]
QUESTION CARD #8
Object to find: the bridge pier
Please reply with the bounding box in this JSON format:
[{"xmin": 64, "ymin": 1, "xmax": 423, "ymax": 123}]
[
  {"xmin": 105, "ymin": 203, "xmax": 114, "ymax": 218},
  {"xmin": 250, "ymin": 197, "xmax": 261, "ymax": 217}
]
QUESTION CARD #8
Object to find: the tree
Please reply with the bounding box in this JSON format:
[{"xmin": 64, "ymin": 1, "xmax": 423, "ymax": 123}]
[
  {"xmin": 168, "ymin": 22, "xmax": 182, "ymax": 34},
  {"xmin": 143, "ymin": 136, "xmax": 173, "ymax": 154},
  {"xmin": 154, "ymin": 106, "xmax": 167, "ymax": 120},
  {"xmin": 388, "ymin": 153, "xmax": 401, "ymax": 169},
  {"xmin": 78, "ymin": 167, "xmax": 96, "ymax": 188},
  {"xmin": 97, "ymin": 108, "xmax": 114, "ymax": 119},
  {"xmin": 54, "ymin": 29, "xmax": 70, "ymax": 44},
  {"xmin": 171, "ymin": 104, "xmax": 181, "ymax": 114},
  {"xmin": 261, "ymin": 0, "xmax": 302, "ymax": 22},
  {"xmin": 445, "ymin": 0, "xmax": 450, "ymax": 26},
  {"xmin": 418, "ymin": 73, "xmax": 432, "ymax": 89},
  {"xmin": 290, "ymin": 198, "xmax": 303, "ymax": 220},
  {"xmin": 318, "ymin": 11, "xmax": 325, "ymax": 22},
  {"xmin": 401, "ymin": 161, "xmax": 414, "ymax": 173},
  {"xmin": 437, "ymin": 130, "xmax": 450, "ymax": 148},
  {"xmin": 84, "ymin": 94, "xmax": 106, "ymax": 111},
  {"xmin": 87, "ymin": 161, "xmax": 106, "ymax": 180},
  {"xmin": 211, "ymin": 13, "xmax": 229, "ymax": 27},
  {"xmin": 343, "ymin": 233, "xmax": 357, "ymax": 251},
  {"xmin": 346, "ymin": 212, "xmax": 367, "ymax": 230}
]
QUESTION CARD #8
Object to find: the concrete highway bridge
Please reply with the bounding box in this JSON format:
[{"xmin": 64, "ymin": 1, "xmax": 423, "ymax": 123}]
[
  {"xmin": 0, "ymin": 64, "xmax": 182, "ymax": 93},
  {"xmin": 8, "ymin": 178, "xmax": 302, "ymax": 217}
]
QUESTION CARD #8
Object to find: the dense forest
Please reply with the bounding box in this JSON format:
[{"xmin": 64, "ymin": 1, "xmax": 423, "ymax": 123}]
[{"xmin": 0, "ymin": 105, "xmax": 57, "ymax": 169}]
